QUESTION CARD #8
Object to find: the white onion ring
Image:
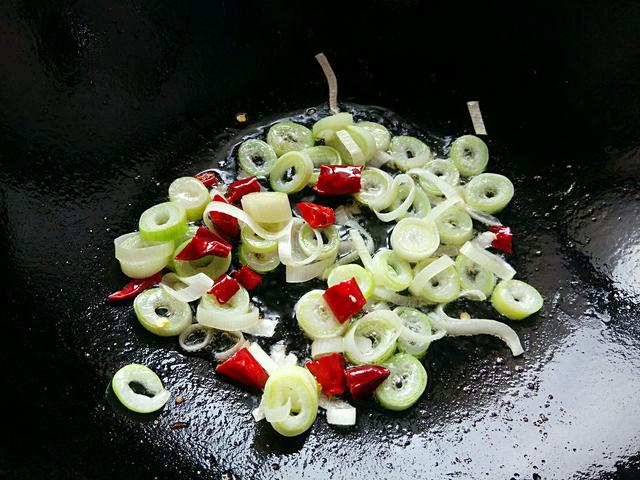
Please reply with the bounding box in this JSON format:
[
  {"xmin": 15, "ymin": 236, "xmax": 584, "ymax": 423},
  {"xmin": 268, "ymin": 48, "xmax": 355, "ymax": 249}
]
[
  {"xmin": 196, "ymin": 304, "xmax": 260, "ymax": 331},
  {"xmin": 204, "ymin": 201, "xmax": 291, "ymax": 241},
  {"xmin": 460, "ymin": 241, "xmax": 516, "ymax": 280},
  {"xmin": 160, "ymin": 273, "xmax": 214, "ymax": 303},
  {"xmin": 311, "ymin": 337, "xmax": 345, "ymax": 358},
  {"xmin": 213, "ymin": 331, "xmax": 246, "ymax": 362}
]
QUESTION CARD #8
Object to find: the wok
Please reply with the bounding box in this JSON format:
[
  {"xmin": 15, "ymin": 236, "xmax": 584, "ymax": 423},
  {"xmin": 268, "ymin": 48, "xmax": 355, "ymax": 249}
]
[{"xmin": 1, "ymin": 1, "xmax": 639, "ymax": 479}]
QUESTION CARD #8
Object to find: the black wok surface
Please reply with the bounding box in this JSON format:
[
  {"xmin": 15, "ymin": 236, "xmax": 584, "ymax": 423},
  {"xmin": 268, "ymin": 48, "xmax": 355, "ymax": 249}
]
[{"xmin": 1, "ymin": 1, "xmax": 640, "ymax": 479}]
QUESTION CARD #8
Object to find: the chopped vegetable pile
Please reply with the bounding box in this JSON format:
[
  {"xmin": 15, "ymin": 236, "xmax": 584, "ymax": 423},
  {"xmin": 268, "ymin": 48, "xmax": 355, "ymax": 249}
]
[{"xmin": 107, "ymin": 55, "xmax": 543, "ymax": 437}]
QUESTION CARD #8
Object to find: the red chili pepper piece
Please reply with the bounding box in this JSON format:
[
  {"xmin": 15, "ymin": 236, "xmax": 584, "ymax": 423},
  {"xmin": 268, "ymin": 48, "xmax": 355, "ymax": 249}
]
[
  {"xmin": 215, "ymin": 347, "xmax": 269, "ymax": 390},
  {"xmin": 314, "ymin": 165, "xmax": 362, "ymax": 195},
  {"xmin": 322, "ymin": 277, "xmax": 366, "ymax": 324},
  {"xmin": 344, "ymin": 365, "xmax": 391, "ymax": 400},
  {"xmin": 232, "ymin": 265, "xmax": 262, "ymax": 290},
  {"xmin": 296, "ymin": 202, "xmax": 336, "ymax": 229},
  {"xmin": 174, "ymin": 227, "xmax": 232, "ymax": 261},
  {"xmin": 488, "ymin": 225, "xmax": 513, "ymax": 255},
  {"xmin": 208, "ymin": 274, "xmax": 240, "ymax": 304},
  {"xmin": 194, "ymin": 171, "xmax": 219, "ymax": 188},
  {"xmin": 210, "ymin": 194, "xmax": 240, "ymax": 238},
  {"xmin": 107, "ymin": 271, "xmax": 162, "ymax": 301},
  {"xmin": 305, "ymin": 353, "xmax": 346, "ymax": 396},
  {"xmin": 226, "ymin": 176, "xmax": 261, "ymax": 204}
]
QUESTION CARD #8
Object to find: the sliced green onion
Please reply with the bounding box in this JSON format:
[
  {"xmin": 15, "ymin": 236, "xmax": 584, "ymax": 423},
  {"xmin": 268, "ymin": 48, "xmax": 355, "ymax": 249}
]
[
  {"xmin": 278, "ymin": 219, "xmax": 323, "ymax": 267},
  {"xmin": 464, "ymin": 173, "xmax": 514, "ymax": 214},
  {"xmin": 173, "ymin": 240, "xmax": 232, "ymax": 279},
  {"xmin": 295, "ymin": 289, "xmax": 347, "ymax": 339},
  {"xmin": 298, "ymin": 224, "xmax": 339, "ymax": 260},
  {"xmin": 373, "ymin": 174, "xmax": 416, "ymax": 222},
  {"xmin": 395, "ymin": 307, "xmax": 441, "ymax": 358},
  {"xmin": 204, "ymin": 202, "xmax": 291, "ymax": 241},
  {"xmin": 408, "ymin": 168, "xmax": 462, "ymax": 202},
  {"xmin": 328, "ymin": 129, "xmax": 365, "ymax": 165},
  {"xmin": 261, "ymin": 366, "xmax": 318, "ymax": 437},
  {"xmin": 178, "ymin": 324, "xmax": 214, "ymax": 352},
  {"xmin": 459, "ymin": 289, "xmax": 487, "ymax": 301},
  {"xmin": 114, "ymin": 232, "xmax": 173, "ymax": 279},
  {"xmin": 286, "ymin": 255, "xmax": 336, "ymax": 283},
  {"xmin": 197, "ymin": 290, "xmax": 260, "ymax": 331},
  {"xmin": 319, "ymin": 394, "xmax": 357, "ymax": 426},
  {"xmin": 416, "ymin": 159, "xmax": 460, "ymax": 196},
  {"xmin": 305, "ymin": 145, "xmax": 342, "ymax": 166},
  {"xmin": 357, "ymin": 121, "xmax": 391, "ymax": 151},
  {"xmin": 343, "ymin": 310, "xmax": 402, "ymax": 364},
  {"xmin": 430, "ymin": 304, "xmax": 523, "ymax": 356},
  {"xmin": 374, "ymin": 353, "xmax": 427, "ymax": 411},
  {"xmin": 354, "ymin": 167, "xmax": 397, "ymax": 210},
  {"xmin": 409, "ymin": 256, "xmax": 460, "ymax": 303},
  {"xmin": 266, "ymin": 121, "xmax": 314, "ymax": 157},
  {"xmin": 348, "ymin": 228, "xmax": 375, "ymax": 271},
  {"xmin": 111, "ymin": 364, "xmax": 170, "ymax": 413},
  {"xmin": 134, "ymin": 287, "xmax": 192, "ymax": 336},
  {"xmin": 459, "ymin": 240, "xmax": 515, "ymax": 280},
  {"xmin": 346, "ymin": 125, "xmax": 377, "ymax": 162},
  {"xmin": 455, "ymin": 254, "xmax": 496, "ymax": 297},
  {"xmin": 390, "ymin": 136, "xmax": 432, "ymax": 170},
  {"xmin": 139, "ymin": 202, "xmax": 188, "ymax": 242},
  {"xmin": 327, "ymin": 264, "xmax": 375, "ymax": 298},
  {"xmin": 373, "ymin": 287, "xmax": 418, "ymax": 307},
  {"xmin": 311, "ymin": 337, "xmax": 345, "ymax": 358},
  {"xmin": 435, "ymin": 206, "xmax": 473, "ymax": 246},
  {"xmin": 491, "ymin": 279, "xmax": 543, "ymax": 320},
  {"xmin": 238, "ymin": 243, "xmax": 280, "ymax": 273},
  {"xmin": 269, "ymin": 151, "xmax": 314, "ymax": 194},
  {"xmin": 160, "ymin": 272, "xmax": 214, "ymax": 303},
  {"xmin": 212, "ymin": 331, "xmax": 246, "ymax": 361},
  {"xmin": 390, "ymin": 217, "xmax": 440, "ymax": 262},
  {"xmin": 241, "ymin": 225, "xmax": 278, "ymax": 253},
  {"xmin": 425, "ymin": 197, "xmax": 463, "ymax": 224},
  {"xmin": 241, "ymin": 192, "xmax": 293, "ymax": 224},
  {"xmin": 403, "ymin": 187, "xmax": 431, "ymax": 219},
  {"xmin": 312, "ymin": 112, "xmax": 354, "ymax": 141},
  {"xmin": 238, "ymin": 139, "xmax": 278, "ymax": 177},
  {"xmin": 371, "ymin": 249, "xmax": 413, "ymax": 292},
  {"xmin": 168, "ymin": 177, "xmax": 211, "ymax": 222},
  {"xmin": 450, "ymin": 135, "xmax": 489, "ymax": 177}
]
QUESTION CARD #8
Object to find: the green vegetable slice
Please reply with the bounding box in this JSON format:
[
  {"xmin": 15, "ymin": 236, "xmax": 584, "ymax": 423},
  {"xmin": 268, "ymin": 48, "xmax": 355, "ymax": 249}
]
[
  {"xmin": 238, "ymin": 243, "xmax": 280, "ymax": 273},
  {"xmin": 112, "ymin": 364, "xmax": 170, "ymax": 413},
  {"xmin": 410, "ymin": 259, "xmax": 460, "ymax": 303},
  {"xmin": 374, "ymin": 353, "xmax": 427, "ymax": 411},
  {"xmin": 390, "ymin": 136, "xmax": 432, "ymax": 170},
  {"xmin": 371, "ymin": 249, "xmax": 413, "ymax": 292},
  {"xmin": 345, "ymin": 125, "xmax": 377, "ymax": 163},
  {"xmin": 241, "ymin": 225, "xmax": 278, "ymax": 254},
  {"xmin": 395, "ymin": 307, "xmax": 434, "ymax": 358},
  {"xmin": 139, "ymin": 202, "xmax": 188, "ymax": 242},
  {"xmin": 435, "ymin": 206, "xmax": 473, "ymax": 246},
  {"xmin": 168, "ymin": 177, "xmax": 210, "ymax": 222},
  {"xmin": 417, "ymin": 159, "xmax": 460, "ymax": 196},
  {"xmin": 297, "ymin": 224, "xmax": 339, "ymax": 260},
  {"xmin": 343, "ymin": 310, "xmax": 401, "ymax": 364},
  {"xmin": 269, "ymin": 151, "xmax": 314, "ymax": 194},
  {"xmin": 491, "ymin": 279, "xmax": 543, "ymax": 320},
  {"xmin": 450, "ymin": 135, "xmax": 489, "ymax": 177},
  {"xmin": 390, "ymin": 217, "xmax": 440, "ymax": 262},
  {"xmin": 238, "ymin": 139, "xmax": 278, "ymax": 176},
  {"xmin": 295, "ymin": 289, "xmax": 347, "ymax": 339},
  {"xmin": 134, "ymin": 288, "xmax": 192, "ymax": 336},
  {"xmin": 455, "ymin": 254, "xmax": 496, "ymax": 297},
  {"xmin": 312, "ymin": 112, "xmax": 354, "ymax": 141},
  {"xmin": 262, "ymin": 366, "xmax": 318, "ymax": 437},
  {"xmin": 357, "ymin": 121, "xmax": 391, "ymax": 151},
  {"xmin": 172, "ymin": 240, "xmax": 232, "ymax": 279},
  {"xmin": 327, "ymin": 264, "xmax": 375, "ymax": 299},
  {"xmin": 464, "ymin": 173, "xmax": 514, "ymax": 214},
  {"xmin": 267, "ymin": 121, "xmax": 314, "ymax": 156}
]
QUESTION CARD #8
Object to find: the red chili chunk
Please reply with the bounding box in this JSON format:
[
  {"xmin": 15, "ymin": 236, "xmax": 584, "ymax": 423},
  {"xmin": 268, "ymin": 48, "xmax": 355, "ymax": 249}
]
[
  {"xmin": 215, "ymin": 347, "xmax": 269, "ymax": 390},
  {"xmin": 344, "ymin": 365, "xmax": 391, "ymax": 400},
  {"xmin": 305, "ymin": 353, "xmax": 346, "ymax": 396},
  {"xmin": 174, "ymin": 227, "xmax": 231, "ymax": 261},
  {"xmin": 210, "ymin": 194, "xmax": 240, "ymax": 239},
  {"xmin": 313, "ymin": 165, "xmax": 362, "ymax": 195},
  {"xmin": 226, "ymin": 176, "xmax": 261, "ymax": 204},
  {"xmin": 488, "ymin": 225, "xmax": 513, "ymax": 254},
  {"xmin": 194, "ymin": 171, "xmax": 219, "ymax": 188},
  {"xmin": 296, "ymin": 202, "xmax": 335, "ymax": 229},
  {"xmin": 322, "ymin": 277, "xmax": 366, "ymax": 324},
  {"xmin": 232, "ymin": 265, "xmax": 262, "ymax": 290},
  {"xmin": 208, "ymin": 274, "xmax": 240, "ymax": 304},
  {"xmin": 107, "ymin": 271, "xmax": 163, "ymax": 301}
]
